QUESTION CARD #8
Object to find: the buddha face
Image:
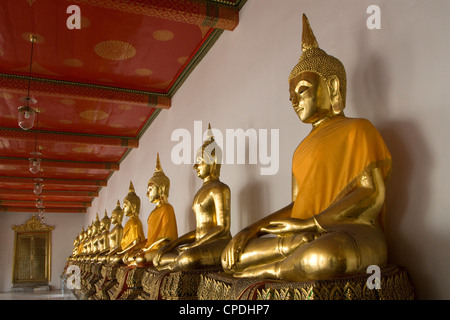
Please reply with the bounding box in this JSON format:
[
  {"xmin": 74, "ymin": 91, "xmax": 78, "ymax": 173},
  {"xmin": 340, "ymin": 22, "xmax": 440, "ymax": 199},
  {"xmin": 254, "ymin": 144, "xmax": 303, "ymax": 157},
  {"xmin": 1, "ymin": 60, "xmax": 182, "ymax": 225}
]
[
  {"xmin": 289, "ymin": 71, "xmax": 333, "ymax": 125},
  {"xmin": 147, "ymin": 183, "xmax": 160, "ymax": 203},
  {"xmin": 123, "ymin": 199, "xmax": 134, "ymax": 217},
  {"xmin": 194, "ymin": 156, "xmax": 211, "ymax": 180},
  {"xmin": 111, "ymin": 211, "xmax": 118, "ymax": 224}
]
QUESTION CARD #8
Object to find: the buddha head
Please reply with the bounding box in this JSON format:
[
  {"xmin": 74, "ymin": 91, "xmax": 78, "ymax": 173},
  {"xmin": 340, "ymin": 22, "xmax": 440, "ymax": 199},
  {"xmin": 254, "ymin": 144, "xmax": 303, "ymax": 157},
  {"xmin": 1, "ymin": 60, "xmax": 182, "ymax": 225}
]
[
  {"xmin": 289, "ymin": 14, "xmax": 346, "ymax": 125},
  {"xmin": 100, "ymin": 209, "xmax": 111, "ymax": 233},
  {"xmin": 87, "ymin": 224, "xmax": 93, "ymax": 238},
  {"xmin": 92, "ymin": 213, "xmax": 100, "ymax": 236},
  {"xmin": 194, "ymin": 124, "xmax": 222, "ymax": 180},
  {"xmin": 111, "ymin": 200, "xmax": 124, "ymax": 226},
  {"xmin": 79, "ymin": 227, "xmax": 85, "ymax": 241},
  {"xmin": 73, "ymin": 235, "xmax": 79, "ymax": 247},
  {"xmin": 147, "ymin": 153, "xmax": 170, "ymax": 204},
  {"xmin": 123, "ymin": 181, "xmax": 141, "ymax": 217}
]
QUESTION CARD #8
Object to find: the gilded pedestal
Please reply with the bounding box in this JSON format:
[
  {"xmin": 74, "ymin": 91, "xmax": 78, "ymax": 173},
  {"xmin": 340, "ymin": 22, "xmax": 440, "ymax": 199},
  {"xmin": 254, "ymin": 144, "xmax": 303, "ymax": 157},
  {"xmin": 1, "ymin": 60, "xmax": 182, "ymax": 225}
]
[
  {"xmin": 140, "ymin": 268, "xmax": 222, "ymax": 300},
  {"xmin": 93, "ymin": 264, "xmax": 120, "ymax": 300},
  {"xmin": 199, "ymin": 265, "xmax": 414, "ymax": 300},
  {"xmin": 116, "ymin": 266, "xmax": 146, "ymax": 300}
]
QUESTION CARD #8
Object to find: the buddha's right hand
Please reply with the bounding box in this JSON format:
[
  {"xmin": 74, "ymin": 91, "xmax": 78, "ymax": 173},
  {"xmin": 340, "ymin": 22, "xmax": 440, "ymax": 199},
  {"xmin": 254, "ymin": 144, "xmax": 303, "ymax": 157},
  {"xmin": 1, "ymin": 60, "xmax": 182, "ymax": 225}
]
[{"xmin": 221, "ymin": 227, "xmax": 257, "ymax": 272}]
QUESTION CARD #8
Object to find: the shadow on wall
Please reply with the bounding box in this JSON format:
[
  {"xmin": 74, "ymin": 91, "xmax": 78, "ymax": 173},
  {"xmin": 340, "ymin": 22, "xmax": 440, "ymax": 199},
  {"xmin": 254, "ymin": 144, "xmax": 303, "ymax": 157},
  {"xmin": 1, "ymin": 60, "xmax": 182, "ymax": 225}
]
[
  {"xmin": 237, "ymin": 169, "xmax": 271, "ymax": 233},
  {"xmin": 351, "ymin": 40, "xmax": 448, "ymax": 299},
  {"xmin": 184, "ymin": 164, "xmax": 199, "ymax": 232}
]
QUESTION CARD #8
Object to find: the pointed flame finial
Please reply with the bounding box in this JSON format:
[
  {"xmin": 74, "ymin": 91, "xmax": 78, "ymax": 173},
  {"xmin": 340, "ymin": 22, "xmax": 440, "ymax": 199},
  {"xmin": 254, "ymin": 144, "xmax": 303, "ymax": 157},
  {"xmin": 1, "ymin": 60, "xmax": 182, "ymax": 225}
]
[{"xmin": 301, "ymin": 14, "xmax": 319, "ymax": 52}]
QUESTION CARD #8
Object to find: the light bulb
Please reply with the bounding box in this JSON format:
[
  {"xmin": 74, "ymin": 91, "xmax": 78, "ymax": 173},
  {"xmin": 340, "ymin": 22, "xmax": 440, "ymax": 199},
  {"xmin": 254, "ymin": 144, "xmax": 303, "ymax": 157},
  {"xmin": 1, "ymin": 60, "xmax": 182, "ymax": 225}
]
[
  {"xmin": 33, "ymin": 178, "xmax": 43, "ymax": 195},
  {"xmin": 18, "ymin": 104, "xmax": 36, "ymax": 130},
  {"xmin": 29, "ymin": 157, "xmax": 41, "ymax": 174},
  {"xmin": 36, "ymin": 198, "xmax": 44, "ymax": 208}
]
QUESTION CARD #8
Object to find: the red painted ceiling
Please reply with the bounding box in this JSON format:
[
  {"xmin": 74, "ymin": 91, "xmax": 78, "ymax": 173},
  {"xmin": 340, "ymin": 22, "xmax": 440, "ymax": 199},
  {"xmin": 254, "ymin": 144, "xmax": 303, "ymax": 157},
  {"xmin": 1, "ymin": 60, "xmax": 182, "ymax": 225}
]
[{"xmin": 0, "ymin": 0, "xmax": 243, "ymax": 214}]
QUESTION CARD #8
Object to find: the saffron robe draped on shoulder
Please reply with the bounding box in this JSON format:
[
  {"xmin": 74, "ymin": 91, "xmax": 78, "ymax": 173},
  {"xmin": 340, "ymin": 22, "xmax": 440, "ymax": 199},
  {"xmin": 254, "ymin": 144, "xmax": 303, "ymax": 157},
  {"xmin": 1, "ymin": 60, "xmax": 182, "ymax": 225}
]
[
  {"xmin": 120, "ymin": 216, "xmax": 145, "ymax": 249},
  {"xmin": 291, "ymin": 115, "xmax": 392, "ymax": 220},
  {"xmin": 145, "ymin": 203, "xmax": 178, "ymax": 249}
]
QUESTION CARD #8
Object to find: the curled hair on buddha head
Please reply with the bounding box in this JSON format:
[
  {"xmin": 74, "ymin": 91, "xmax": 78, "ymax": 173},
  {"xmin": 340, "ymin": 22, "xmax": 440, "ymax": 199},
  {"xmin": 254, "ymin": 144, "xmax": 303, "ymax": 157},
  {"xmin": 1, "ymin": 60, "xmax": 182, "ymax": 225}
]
[
  {"xmin": 148, "ymin": 153, "xmax": 170, "ymax": 202},
  {"xmin": 196, "ymin": 123, "xmax": 222, "ymax": 179},
  {"xmin": 124, "ymin": 181, "xmax": 141, "ymax": 214},
  {"xmin": 289, "ymin": 14, "xmax": 347, "ymax": 109}
]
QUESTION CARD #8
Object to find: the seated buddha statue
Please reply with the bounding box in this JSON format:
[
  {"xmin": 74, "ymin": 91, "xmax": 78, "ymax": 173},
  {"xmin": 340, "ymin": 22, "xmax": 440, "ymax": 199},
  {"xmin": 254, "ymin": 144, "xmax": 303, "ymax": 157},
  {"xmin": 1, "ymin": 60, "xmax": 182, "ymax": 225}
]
[
  {"xmin": 107, "ymin": 182, "xmax": 145, "ymax": 265},
  {"xmin": 153, "ymin": 125, "xmax": 231, "ymax": 271},
  {"xmin": 68, "ymin": 234, "xmax": 80, "ymax": 261},
  {"xmin": 125, "ymin": 153, "xmax": 178, "ymax": 266},
  {"xmin": 88, "ymin": 214, "xmax": 101, "ymax": 260},
  {"xmin": 81, "ymin": 224, "xmax": 93, "ymax": 262},
  {"xmin": 105, "ymin": 201, "xmax": 125, "ymax": 264},
  {"xmin": 93, "ymin": 210, "xmax": 111, "ymax": 262},
  {"xmin": 221, "ymin": 14, "xmax": 392, "ymax": 281},
  {"xmin": 75, "ymin": 227, "xmax": 86, "ymax": 261}
]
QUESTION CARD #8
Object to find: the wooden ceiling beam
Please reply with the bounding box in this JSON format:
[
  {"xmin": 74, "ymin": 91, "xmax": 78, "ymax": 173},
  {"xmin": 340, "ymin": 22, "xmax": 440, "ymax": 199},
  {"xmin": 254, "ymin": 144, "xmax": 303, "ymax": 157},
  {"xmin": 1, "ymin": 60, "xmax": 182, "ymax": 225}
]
[
  {"xmin": 0, "ymin": 75, "xmax": 171, "ymax": 109},
  {"xmin": 0, "ymin": 127, "xmax": 139, "ymax": 148},
  {"xmin": 0, "ymin": 206, "xmax": 87, "ymax": 213},
  {"xmin": 0, "ymin": 199, "xmax": 91, "ymax": 207},
  {"xmin": 0, "ymin": 176, "xmax": 107, "ymax": 187},
  {"xmin": 0, "ymin": 189, "xmax": 99, "ymax": 197},
  {"xmin": 70, "ymin": 0, "xmax": 240, "ymax": 31},
  {"xmin": 0, "ymin": 157, "xmax": 119, "ymax": 171}
]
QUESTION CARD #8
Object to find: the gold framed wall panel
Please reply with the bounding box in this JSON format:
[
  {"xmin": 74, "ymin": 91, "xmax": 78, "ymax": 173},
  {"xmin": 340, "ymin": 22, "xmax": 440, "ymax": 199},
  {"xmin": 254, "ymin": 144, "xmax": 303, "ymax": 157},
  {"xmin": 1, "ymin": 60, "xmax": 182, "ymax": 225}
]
[{"xmin": 12, "ymin": 215, "xmax": 54, "ymax": 285}]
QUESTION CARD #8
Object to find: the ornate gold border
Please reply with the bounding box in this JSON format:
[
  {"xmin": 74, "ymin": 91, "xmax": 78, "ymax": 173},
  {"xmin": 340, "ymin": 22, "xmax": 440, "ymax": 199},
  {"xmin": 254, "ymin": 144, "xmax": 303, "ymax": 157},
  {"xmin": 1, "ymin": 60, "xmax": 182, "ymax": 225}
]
[{"xmin": 11, "ymin": 215, "xmax": 54, "ymax": 284}]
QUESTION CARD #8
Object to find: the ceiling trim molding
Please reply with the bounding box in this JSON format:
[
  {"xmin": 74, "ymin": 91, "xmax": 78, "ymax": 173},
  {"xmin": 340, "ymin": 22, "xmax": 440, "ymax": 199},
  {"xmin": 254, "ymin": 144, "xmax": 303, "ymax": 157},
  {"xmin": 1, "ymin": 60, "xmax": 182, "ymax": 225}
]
[
  {"xmin": 67, "ymin": 0, "xmax": 240, "ymax": 31},
  {"xmin": 0, "ymin": 74, "xmax": 172, "ymax": 109},
  {"xmin": 0, "ymin": 176, "xmax": 107, "ymax": 187},
  {"xmin": 0, "ymin": 157, "xmax": 120, "ymax": 171},
  {"xmin": 3, "ymin": 207, "xmax": 87, "ymax": 213},
  {"xmin": 0, "ymin": 189, "xmax": 99, "ymax": 197},
  {"xmin": 0, "ymin": 127, "xmax": 139, "ymax": 148}
]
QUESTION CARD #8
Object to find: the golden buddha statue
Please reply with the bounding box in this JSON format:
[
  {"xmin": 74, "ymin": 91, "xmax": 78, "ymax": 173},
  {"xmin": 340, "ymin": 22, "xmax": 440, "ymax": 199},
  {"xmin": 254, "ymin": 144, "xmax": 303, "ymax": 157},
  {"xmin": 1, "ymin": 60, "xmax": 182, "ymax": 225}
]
[
  {"xmin": 105, "ymin": 201, "xmax": 125, "ymax": 264},
  {"xmin": 108, "ymin": 182, "xmax": 145, "ymax": 265},
  {"xmin": 68, "ymin": 234, "xmax": 80, "ymax": 261},
  {"xmin": 81, "ymin": 224, "xmax": 93, "ymax": 261},
  {"xmin": 75, "ymin": 227, "xmax": 86, "ymax": 261},
  {"xmin": 153, "ymin": 125, "xmax": 231, "ymax": 271},
  {"xmin": 125, "ymin": 153, "xmax": 178, "ymax": 266},
  {"xmin": 89, "ymin": 214, "xmax": 101, "ymax": 260},
  {"xmin": 221, "ymin": 14, "xmax": 392, "ymax": 281},
  {"xmin": 93, "ymin": 210, "xmax": 111, "ymax": 262}
]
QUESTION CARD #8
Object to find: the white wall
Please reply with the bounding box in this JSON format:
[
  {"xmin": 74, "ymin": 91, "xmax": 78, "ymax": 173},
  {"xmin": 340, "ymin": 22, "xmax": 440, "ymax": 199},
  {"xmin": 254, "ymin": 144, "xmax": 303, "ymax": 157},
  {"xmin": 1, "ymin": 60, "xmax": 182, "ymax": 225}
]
[
  {"xmin": 0, "ymin": 212, "xmax": 85, "ymax": 292},
  {"xmin": 85, "ymin": 0, "xmax": 450, "ymax": 299}
]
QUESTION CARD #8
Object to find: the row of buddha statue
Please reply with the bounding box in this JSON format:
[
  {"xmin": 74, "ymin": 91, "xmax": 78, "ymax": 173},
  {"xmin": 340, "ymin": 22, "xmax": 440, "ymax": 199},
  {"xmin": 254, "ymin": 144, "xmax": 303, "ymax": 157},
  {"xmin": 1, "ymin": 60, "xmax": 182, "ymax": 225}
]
[{"xmin": 68, "ymin": 14, "xmax": 393, "ymax": 282}]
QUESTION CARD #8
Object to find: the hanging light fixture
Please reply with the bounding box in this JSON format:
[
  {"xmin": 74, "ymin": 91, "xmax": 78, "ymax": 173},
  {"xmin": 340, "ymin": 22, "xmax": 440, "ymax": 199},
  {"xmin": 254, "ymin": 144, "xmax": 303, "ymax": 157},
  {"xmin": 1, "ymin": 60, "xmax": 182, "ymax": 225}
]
[
  {"xmin": 29, "ymin": 151, "xmax": 42, "ymax": 174},
  {"xmin": 28, "ymin": 97, "xmax": 41, "ymax": 174},
  {"xmin": 18, "ymin": 34, "xmax": 37, "ymax": 130},
  {"xmin": 18, "ymin": 98, "xmax": 37, "ymax": 130},
  {"xmin": 33, "ymin": 178, "xmax": 43, "ymax": 195},
  {"xmin": 36, "ymin": 197, "xmax": 44, "ymax": 209},
  {"xmin": 38, "ymin": 208, "xmax": 45, "ymax": 224}
]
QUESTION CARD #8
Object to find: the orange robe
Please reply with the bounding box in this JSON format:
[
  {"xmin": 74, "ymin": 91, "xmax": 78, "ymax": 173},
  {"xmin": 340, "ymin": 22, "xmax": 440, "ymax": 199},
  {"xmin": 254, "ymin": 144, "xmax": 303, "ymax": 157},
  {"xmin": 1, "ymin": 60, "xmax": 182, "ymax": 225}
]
[
  {"xmin": 145, "ymin": 203, "xmax": 178, "ymax": 249},
  {"xmin": 291, "ymin": 116, "xmax": 392, "ymax": 220},
  {"xmin": 120, "ymin": 216, "xmax": 145, "ymax": 250}
]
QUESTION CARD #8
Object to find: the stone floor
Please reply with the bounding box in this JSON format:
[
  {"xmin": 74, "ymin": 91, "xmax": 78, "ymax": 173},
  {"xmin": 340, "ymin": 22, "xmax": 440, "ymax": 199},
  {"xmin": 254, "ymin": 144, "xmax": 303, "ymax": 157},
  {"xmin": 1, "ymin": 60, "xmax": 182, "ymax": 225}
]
[{"xmin": 0, "ymin": 289, "xmax": 76, "ymax": 300}]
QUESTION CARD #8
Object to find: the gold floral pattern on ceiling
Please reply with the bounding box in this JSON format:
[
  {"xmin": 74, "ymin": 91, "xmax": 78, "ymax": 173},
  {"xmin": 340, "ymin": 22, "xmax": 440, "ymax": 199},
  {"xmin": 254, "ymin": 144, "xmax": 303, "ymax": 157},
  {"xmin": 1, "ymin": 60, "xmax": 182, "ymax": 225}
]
[
  {"xmin": 152, "ymin": 30, "xmax": 175, "ymax": 42},
  {"xmin": 94, "ymin": 40, "xmax": 136, "ymax": 61},
  {"xmin": 79, "ymin": 109, "xmax": 109, "ymax": 121}
]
